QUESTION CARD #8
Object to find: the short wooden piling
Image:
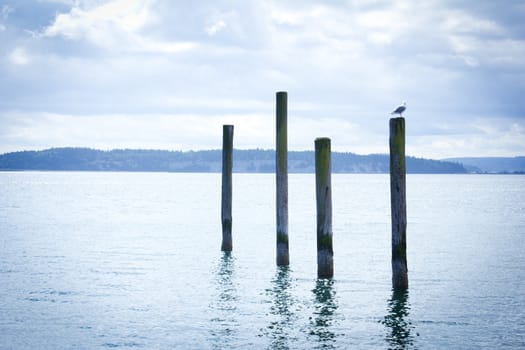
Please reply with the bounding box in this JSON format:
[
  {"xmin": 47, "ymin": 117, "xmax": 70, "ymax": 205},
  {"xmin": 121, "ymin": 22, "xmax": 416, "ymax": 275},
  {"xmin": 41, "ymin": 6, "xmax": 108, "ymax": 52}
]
[
  {"xmin": 276, "ymin": 91, "xmax": 289, "ymax": 266},
  {"xmin": 221, "ymin": 125, "xmax": 234, "ymax": 251},
  {"xmin": 389, "ymin": 117, "xmax": 408, "ymax": 289},
  {"xmin": 315, "ymin": 138, "xmax": 333, "ymax": 278}
]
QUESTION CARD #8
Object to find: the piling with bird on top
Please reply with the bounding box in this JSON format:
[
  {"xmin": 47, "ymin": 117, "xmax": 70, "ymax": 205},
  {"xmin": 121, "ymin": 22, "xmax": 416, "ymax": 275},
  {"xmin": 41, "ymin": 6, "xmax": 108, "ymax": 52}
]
[{"xmin": 389, "ymin": 115, "xmax": 408, "ymax": 290}]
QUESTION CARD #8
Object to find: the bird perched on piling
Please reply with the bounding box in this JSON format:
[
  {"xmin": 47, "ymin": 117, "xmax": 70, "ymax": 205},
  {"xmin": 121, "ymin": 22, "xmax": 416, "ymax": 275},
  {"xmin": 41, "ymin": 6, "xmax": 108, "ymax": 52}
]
[{"xmin": 391, "ymin": 102, "xmax": 407, "ymax": 117}]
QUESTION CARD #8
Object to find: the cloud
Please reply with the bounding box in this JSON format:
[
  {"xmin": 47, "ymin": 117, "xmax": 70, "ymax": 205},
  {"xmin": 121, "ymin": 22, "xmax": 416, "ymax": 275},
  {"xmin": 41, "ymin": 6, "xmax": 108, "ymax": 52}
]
[
  {"xmin": 1, "ymin": 0, "xmax": 524, "ymax": 158},
  {"xmin": 1, "ymin": 4, "xmax": 13, "ymax": 19},
  {"xmin": 411, "ymin": 117, "xmax": 525, "ymax": 159},
  {"xmin": 39, "ymin": 0, "xmax": 198, "ymax": 54},
  {"xmin": 206, "ymin": 19, "xmax": 226, "ymax": 36},
  {"xmin": 442, "ymin": 9, "xmax": 503, "ymax": 35},
  {"xmin": 0, "ymin": 4, "xmax": 12, "ymax": 31},
  {"xmin": 8, "ymin": 47, "xmax": 30, "ymax": 64},
  {"xmin": 3, "ymin": 109, "xmax": 523, "ymax": 158},
  {"xmin": 0, "ymin": 111, "xmax": 275, "ymax": 152},
  {"xmin": 42, "ymin": 0, "xmax": 153, "ymax": 40}
]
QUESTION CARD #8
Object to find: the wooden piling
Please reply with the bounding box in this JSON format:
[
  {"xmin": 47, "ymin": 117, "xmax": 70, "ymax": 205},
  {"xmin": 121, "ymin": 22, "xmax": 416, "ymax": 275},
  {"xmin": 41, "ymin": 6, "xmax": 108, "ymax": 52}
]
[
  {"xmin": 389, "ymin": 117, "xmax": 408, "ymax": 289},
  {"xmin": 221, "ymin": 124, "xmax": 234, "ymax": 251},
  {"xmin": 276, "ymin": 91, "xmax": 289, "ymax": 266},
  {"xmin": 315, "ymin": 137, "xmax": 333, "ymax": 278}
]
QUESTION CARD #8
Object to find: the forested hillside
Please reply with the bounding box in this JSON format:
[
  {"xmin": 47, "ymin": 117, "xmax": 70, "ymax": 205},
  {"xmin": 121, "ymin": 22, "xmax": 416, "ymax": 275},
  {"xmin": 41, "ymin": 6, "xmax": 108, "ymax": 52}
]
[{"xmin": 0, "ymin": 148, "xmax": 467, "ymax": 173}]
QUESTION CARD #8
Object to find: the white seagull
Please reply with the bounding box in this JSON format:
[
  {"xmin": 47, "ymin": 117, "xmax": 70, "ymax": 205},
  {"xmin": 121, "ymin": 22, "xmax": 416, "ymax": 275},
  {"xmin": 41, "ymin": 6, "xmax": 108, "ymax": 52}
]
[{"xmin": 391, "ymin": 102, "xmax": 407, "ymax": 117}]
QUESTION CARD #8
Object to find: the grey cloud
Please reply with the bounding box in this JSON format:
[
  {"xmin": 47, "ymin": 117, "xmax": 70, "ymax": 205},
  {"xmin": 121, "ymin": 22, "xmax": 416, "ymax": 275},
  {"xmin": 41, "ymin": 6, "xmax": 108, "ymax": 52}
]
[
  {"xmin": 448, "ymin": 0, "xmax": 525, "ymax": 38},
  {"xmin": 0, "ymin": 0, "xmax": 523, "ymax": 157}
]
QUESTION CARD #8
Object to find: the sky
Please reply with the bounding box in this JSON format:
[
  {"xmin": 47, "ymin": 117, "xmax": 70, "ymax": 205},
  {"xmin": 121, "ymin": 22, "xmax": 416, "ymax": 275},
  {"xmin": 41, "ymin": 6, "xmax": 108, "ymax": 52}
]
[{"xmin": 1, "ymin": 0, "xmax": 524, "ymax": 159}]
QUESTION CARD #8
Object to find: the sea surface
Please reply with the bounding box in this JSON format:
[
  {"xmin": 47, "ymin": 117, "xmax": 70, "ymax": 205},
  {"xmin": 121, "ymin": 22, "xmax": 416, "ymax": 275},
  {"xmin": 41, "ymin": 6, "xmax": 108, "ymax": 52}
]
[{"xmin": 0, "ymin": 172, "xmax": 524, "ymax": 349}]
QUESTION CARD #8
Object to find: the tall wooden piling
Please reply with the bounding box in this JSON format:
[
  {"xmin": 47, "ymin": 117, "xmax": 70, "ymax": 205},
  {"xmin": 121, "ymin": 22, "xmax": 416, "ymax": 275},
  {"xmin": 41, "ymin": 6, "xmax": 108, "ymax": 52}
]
[
  {"xmin": 221, "ymin": 124, "xmax": 234, "ymax": 251},
  {"xmin": 315, "ymin": 138, "xmax": 333, "ymax": 278},
  {"xmin": 276, "ymin": 91, "xmax": 289, "ymax": 266},
  {"xmin": 389, "ymin": 117, "xmax": 408, "ymax": 289}
]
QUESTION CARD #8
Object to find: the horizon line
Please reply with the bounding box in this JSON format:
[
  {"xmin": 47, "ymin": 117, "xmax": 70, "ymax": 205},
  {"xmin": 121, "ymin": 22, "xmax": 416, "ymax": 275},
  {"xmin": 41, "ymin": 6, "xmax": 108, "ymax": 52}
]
[{"xmin": 1, "ymin": 146, "xmax": 524, "ymax": 161}]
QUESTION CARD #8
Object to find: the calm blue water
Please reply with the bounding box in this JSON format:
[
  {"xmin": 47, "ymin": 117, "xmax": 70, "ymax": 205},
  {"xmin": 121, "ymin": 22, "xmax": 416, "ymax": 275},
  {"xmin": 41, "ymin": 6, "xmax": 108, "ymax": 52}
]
[{"xmin": 1, "ymin": 172, "xmax": 524, "ymax": 349}]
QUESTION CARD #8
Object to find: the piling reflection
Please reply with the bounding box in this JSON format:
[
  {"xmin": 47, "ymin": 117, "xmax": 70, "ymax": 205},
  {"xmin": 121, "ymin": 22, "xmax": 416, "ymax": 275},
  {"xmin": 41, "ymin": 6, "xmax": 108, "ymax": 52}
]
[
  {"xmin": 265, "ymin": 266, "xmax": 297, "ymax": 350},
  {"xmin": 209, "ymin": 252, "xmax": 238, "ymax": 349},
  {"xmin": 381, "ymin": 289, "xmax": 416, "ymax": 349},
  {"xmin": 310, "ymin": 278, "xmax": 338, "ymax": 349}
]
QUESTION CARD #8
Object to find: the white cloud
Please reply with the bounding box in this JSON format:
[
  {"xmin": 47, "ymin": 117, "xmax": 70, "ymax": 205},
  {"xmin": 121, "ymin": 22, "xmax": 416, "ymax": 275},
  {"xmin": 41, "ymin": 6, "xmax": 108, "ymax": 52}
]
[
  {"xmin": 410, "ymin": 117, "xmax": 525, "ymax": 158},
  {"xmin": 43, "ymin": 0, "xmax": 153, "ymax": 39},
  {"xmin": 0, "ymin": 111, "xmax": 278, "ymax": 153},
  {"xmin": 206, "ymin": 19, "xmax": 226, "ymax": 36},
  {"xmin": 9, "ymin": 47, "xmax": 31, "ymax": 65},
  {"xmin": 0, "ymin": 4, "xmax": 13, "ymax": 31},
  {"xmin": 442, "ymin": 10, "xmax": 503, "ymax": 35},
  {"xmin": 40, "ymin": 0, "xmax": 198, "ymax": 54}
]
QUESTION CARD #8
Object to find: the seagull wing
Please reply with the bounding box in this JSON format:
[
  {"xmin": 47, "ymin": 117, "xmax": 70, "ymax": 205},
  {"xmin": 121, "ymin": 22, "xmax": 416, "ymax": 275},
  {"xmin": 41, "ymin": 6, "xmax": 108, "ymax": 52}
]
[{"xmin": 392, "ymin": 105, "xmax": 406, "ymax": 114}]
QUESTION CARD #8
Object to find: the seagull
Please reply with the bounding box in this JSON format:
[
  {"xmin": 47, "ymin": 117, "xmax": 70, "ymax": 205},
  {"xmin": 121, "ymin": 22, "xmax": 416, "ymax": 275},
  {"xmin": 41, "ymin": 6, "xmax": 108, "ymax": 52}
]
[{"xmin": 391, "ymin": 102, "xmax": 407, "ymax": 117}]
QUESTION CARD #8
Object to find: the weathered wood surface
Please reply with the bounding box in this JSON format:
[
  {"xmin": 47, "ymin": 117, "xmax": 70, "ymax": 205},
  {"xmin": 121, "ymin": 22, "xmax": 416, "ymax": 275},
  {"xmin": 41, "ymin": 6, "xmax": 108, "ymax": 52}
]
[
  {"xmin": 315, "ymin": 137, "xmax": 333, "ymax": 278},
  {"xmin": 389, "ymin": 117, "xmax": 408, "ymax": 289},
  {"xmin": 221, "ymin": 124, "xmax": 234, "ymax": 251},
  {"xmin": 276, "ymin": 91, "xmax": 289, "ymax": 266}
]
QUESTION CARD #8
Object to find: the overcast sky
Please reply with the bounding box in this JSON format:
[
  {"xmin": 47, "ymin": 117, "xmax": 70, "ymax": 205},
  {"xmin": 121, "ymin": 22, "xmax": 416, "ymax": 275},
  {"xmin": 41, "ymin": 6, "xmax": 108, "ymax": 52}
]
[{"xmin": 1, "ymin": 0, "xmax": 524, "ymax": 158}]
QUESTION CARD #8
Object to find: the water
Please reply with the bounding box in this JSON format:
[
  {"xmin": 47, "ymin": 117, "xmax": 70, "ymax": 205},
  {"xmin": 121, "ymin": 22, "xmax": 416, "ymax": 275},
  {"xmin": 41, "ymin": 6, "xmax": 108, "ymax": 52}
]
[{"xmin": 0, "ymin": 172, "xmax": 524, "ymax": 349}]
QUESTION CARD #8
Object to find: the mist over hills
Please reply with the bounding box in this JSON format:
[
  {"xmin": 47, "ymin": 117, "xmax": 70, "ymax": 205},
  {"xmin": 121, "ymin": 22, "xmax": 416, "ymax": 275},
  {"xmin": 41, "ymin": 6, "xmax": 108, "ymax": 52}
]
[
  {"xmin": 444, "ymin": 157, "xmax": 525, "ymax": 174},
  {"xmin": 0, "ymin": 147, "xmax": 468, "ymax": 173}
]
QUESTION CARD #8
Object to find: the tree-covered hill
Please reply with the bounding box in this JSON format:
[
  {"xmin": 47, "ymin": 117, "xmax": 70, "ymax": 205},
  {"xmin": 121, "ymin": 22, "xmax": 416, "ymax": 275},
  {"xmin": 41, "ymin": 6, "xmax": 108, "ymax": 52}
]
[{"xmin": 0, "ymin": 148, "xmax": 467, "ymax": 173}]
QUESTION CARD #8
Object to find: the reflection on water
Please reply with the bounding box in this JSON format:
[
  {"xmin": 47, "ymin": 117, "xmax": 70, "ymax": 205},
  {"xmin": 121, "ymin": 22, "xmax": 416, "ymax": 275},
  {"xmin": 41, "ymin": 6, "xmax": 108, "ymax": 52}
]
[
  {"xmin": 310, "ymin": 279, "xmax": 339, "ymax": 349},
  {"xmin": 264, "ymin": 266, "xmax": 297, "ymax": 350},
  {"xmin": 381, "ymin": 289, "xmax": 416, "ymax": 349},
  {"xmin": 209, "ymin": 252, "xmax": 239, "ymax": 349}
]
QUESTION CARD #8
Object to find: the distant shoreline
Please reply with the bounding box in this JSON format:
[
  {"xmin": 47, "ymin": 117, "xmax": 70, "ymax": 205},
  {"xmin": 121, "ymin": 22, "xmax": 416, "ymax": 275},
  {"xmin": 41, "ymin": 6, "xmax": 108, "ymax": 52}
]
[
  {"xmin": 2, "ymin": 148, "xmax": 524, "ymax": 174},
  {"xmin": 1, "ymin": 170, "xmax": 523, "ymax": 175},
  {"xmin": 0, "ymin": 147, "xmax": 469, "ymax": 174}
]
